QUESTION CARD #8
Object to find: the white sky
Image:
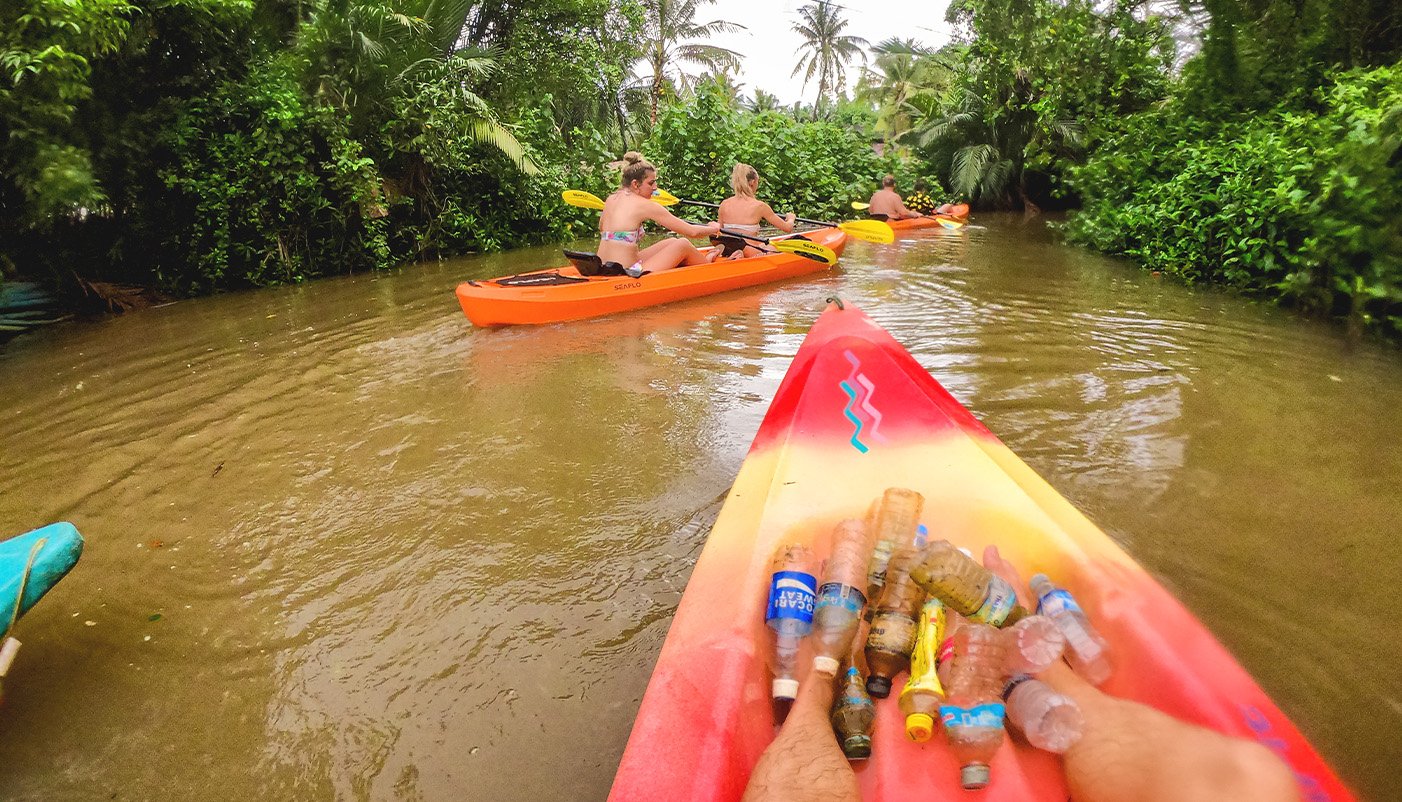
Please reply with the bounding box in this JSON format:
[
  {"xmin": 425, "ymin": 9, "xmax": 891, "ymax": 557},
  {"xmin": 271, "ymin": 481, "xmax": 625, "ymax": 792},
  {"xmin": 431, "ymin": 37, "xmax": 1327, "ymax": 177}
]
[{"xmin": 700, "ymin": 0, "xmax": 956, "ymax": 105}]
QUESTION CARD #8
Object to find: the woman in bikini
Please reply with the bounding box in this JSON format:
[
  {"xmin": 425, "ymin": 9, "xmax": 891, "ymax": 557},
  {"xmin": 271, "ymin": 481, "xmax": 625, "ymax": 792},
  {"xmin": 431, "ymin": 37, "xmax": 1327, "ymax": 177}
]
[
  {"xmin": 716, "ymin": 163, "xmax": 796, "ymax": 258},
  {"xmin": 598, "ymin": 152, "xmax": 721, "ymax": 277}
]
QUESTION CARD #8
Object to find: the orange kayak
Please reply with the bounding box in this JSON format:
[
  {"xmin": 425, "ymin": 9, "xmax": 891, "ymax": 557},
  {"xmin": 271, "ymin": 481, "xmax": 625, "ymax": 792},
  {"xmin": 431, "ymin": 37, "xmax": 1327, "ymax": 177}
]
[
  {"xmin": 888, "ymin": 215, "xmax": 965, "ymax": 231},
  {"xmin": 455, "ymin": 227, "xmax": 847, "ymax": 326},
  {"xmin": 607, "ymin": 300, "xmax": 1351, "ymax": 801}
]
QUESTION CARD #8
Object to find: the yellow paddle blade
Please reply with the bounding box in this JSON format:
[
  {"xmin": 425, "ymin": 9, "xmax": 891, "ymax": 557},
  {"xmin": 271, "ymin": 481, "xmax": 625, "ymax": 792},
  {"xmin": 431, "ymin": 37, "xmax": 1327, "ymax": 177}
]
[
  {"xmin": 850, "ymin": 201, "xmax": 870, "ymax": 210},
  {"xmin": 562, "ymin": 190, "xmax": 606, "ymax": 210},
  {"xmin": 652, "ymin": 189, "xmax": 680, "ymax": 206},
  {"xmin": 771, "ymin": 238, "xmax": 838, "ymax": 265},
  {"xmin": 935, "ymin": 215, "xmax": 966, "ymax": 230},
  {"xmin": 837, "ymin": 219, "xmax": 894, "ymax": 244}
]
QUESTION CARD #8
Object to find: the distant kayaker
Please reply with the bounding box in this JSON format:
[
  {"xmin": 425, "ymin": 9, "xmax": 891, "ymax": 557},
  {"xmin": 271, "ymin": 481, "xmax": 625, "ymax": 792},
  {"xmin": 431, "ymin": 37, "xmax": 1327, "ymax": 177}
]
[
  {"xmin": 739, "ymin": 546, "xmax": 1302, "ymax": 802},
  {"xmin": 599, "ymin": 152, "xmax": 722, "ymax": 277},
  {"xmin": 904, "ymin": 179, "xmax": 938, "ymax": 216},
  {"xmin": 716, "ymin": 163, "xmax": 796, "ymax": 258},
  {"xmin": 866, "ymin": 174, "xmax": 922, "ymax": 220}
]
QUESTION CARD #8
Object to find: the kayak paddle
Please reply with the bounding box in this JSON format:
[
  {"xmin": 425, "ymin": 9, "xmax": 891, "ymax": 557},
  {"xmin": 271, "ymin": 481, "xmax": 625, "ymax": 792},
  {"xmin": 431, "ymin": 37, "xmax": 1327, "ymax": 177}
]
[
  {"xmin": 562, "ymin": 189, "xmax": 606, "ymax": 210},
  {"xmin": 674, "ymin": 199, "xmax": 894, "ymax": 244},
  {"xmin": 563, "ymin": 191, "xmax": 838, "ymax": 264}
]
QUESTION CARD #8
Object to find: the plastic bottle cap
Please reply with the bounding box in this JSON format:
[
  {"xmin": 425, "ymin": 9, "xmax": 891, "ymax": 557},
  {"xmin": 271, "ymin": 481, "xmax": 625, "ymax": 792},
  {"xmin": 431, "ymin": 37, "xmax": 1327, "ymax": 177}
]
[
  {"xmin": 961, "ymin": 763, "xmax": 991, "ymax": 790},
  {"xmin": 866, "ymin": 675, "xmax": 892, "ymax": 698},
  {"xmin": 905, "ymin": 713, "xmax": 934, "ymax": 742},
  {"xmin": 813, "ymin": 655, "xmax": 840, "ymax": 676},
  {"xmin": 772, "ymin": 678, "xmax": 799, "ymax": 700}
]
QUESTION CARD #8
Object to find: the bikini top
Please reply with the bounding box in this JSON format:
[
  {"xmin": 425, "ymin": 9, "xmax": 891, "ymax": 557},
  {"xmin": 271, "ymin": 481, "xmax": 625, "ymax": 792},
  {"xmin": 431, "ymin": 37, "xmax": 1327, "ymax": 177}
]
[{"xmin": 600, "ymin": 226, "xmax": 645, "ymax": 245}]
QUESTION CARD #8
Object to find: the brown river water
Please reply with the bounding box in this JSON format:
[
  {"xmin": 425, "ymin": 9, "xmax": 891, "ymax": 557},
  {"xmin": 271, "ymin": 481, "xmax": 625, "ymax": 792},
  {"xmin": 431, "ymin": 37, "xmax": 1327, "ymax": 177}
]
[{"xmin": 0, "ymin": 215, "xmax": 1398, "ymax": 801}]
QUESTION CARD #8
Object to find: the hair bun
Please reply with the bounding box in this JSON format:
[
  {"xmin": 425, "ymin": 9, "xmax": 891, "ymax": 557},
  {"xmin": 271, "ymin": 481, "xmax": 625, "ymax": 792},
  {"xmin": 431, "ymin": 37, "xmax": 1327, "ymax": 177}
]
[{"xmin": 623, "ymin": 151, "xmax": 644, "ymax": 164}]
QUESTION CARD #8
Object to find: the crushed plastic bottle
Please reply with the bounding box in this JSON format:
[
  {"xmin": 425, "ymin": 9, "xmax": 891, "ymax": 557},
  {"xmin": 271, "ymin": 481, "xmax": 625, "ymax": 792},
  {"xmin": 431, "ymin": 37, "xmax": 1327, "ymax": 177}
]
[
  {"xmin": 1004, "ymin": 674, "xmax": 1084, "ymax": 753},
  {"xmin": 940, "ymin": 622, "xmax": 1008, "ymax": 790},
  {"xmin": 831, "ymin": 665, "xmax": 876, "ymax": 759},
  {"xmin": 910, "ymin": 540, "xmax": 1030, "ymax": 627},
  {"xmin": 765, "ymin": 543, "xmax": 818, "ymax": 702},
  {"xmin": 865, "ymin": 488, "xmax": 924, "ymax": 614},
  {"xmin": 1029, "ymin": 573, "xmax": 1112, "ymax": 685},
  {"xmin": 898, "ymin": 597, "xmax": 946, "ymax": 741},
  {"xmin": 812, "ymin": 519, "xmax": 872, "ymax": 676}
]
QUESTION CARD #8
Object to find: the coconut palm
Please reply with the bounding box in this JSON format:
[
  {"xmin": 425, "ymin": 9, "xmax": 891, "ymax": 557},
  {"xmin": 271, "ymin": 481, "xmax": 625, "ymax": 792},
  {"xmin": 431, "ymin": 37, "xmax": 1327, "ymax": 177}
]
[
  {"xmin": 632, "ymin": 0, "xmax": 745, "ymax": 125},
  {"xmin": 790, "ymin": 0, "xmax": 868, "ymax": 115},
  {"xmin": 857, "ymin": 38, "xmax": 956, "ymax": 142}
]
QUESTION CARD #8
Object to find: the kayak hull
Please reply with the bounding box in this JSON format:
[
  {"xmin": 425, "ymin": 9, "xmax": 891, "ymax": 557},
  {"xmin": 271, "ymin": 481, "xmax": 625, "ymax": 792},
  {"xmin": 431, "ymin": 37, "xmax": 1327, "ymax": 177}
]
[
  {"xmin": 455, "ymin": 227, "xmax": 847, "ymax": 327},
  {"xmin": 1, "ymin": 522, "xmax": 83, "ymax": 631},
  {"xmin": 887, "ymin": 215, "xmax": 965, "ymax": 231},
  {"xmin": 607, "ymin": 302, "xmax": 1351, "ymax": 801}
]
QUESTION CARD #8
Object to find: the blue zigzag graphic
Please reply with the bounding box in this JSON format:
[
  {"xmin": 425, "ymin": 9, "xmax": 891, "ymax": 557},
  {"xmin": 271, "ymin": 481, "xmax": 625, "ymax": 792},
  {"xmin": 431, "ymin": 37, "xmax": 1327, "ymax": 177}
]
[{"xmin": 839, "ymin": 381, "xmax": 869, "ymax": 453}]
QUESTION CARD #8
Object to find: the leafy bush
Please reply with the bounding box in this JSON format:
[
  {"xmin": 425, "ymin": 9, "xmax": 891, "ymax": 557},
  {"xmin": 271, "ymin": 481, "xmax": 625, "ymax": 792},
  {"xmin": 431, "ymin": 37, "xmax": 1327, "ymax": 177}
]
[{"xmin": 1065, "ymin": 64, "xmax": 1402, "ymax": 338}]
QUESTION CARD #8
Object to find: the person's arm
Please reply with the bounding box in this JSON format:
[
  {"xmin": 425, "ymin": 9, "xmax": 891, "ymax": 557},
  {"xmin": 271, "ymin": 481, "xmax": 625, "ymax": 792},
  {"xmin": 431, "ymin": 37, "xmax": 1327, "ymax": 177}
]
[
  {"xmin": 646, "ymin": 203, "xmax": 720, "ymax": 238},
  {"xmin": 981, "ymin": 547, "xmax": 1301, "ymax": 802},
  {"xmin": 760, "ymin": 202, "xmax": 796, "ymax": 234},
  {"xmin": 741, "ymin": 672, "xmax": 860, "ymax": 802}
]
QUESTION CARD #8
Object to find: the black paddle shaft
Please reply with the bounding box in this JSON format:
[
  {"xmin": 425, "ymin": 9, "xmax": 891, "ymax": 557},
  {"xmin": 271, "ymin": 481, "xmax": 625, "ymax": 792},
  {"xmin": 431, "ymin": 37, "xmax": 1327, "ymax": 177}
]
[{"xmin": 678, "ymin": 198, "xmax": 838, "ymax": 230}]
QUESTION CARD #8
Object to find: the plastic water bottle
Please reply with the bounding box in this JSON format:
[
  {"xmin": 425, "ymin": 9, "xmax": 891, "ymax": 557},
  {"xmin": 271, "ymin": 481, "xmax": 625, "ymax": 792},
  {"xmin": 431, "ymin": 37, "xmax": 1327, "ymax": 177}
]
[
  {"xmin": 1003, "ymin": 614, "xmax": 1067, "ymax": 676},
  {"xmin": 914, "ymin": 523, "xmax": 929, "ymax": 548},
  {"xmin": 898, "ymin": 597, "xmax": 946, "ymax": 741},
  {"xmin": 812, "ymin": 519, "xmax": 872, "ymax": 676},
  {"xmin": 910, "ymin": 540, "xmax": 1030, "ymax": 627},
  {"xmin": 765, "ymin": 543, "xmax": 818, "ymax": 702},
  {"xmin": 1004, "ymin": 674, "xmax": 1084, "ymax": 753},
  {"xmin": 864, "ymin": 488, "xmax": 923, "ymax": 614},
  {"xmin": 1029, "ymin": 573, "xmax": 1112, "ymax": 685},
  {"xmin": 940, "ymin": 623, "xmax": 1008, "ymax": 790},
  {"xmin": 831, "ymin": 665, "xmax": 876, "ymax": 759},
  {"xmin": 864, "ymin": 546, "xmax": 925, "ymax": 697}
]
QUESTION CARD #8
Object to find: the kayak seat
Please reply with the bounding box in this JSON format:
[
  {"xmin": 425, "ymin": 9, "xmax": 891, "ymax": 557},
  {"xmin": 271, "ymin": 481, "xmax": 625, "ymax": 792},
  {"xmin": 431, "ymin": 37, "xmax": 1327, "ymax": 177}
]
[
  {"xmin": 709, "ymin": 235, "xmax": 748, "ymax": 257},
  {"xmin": 493, "ymin": 271, "xmax": 590, "ymax": 287},
  {"xmin": 564, "ymin": 250, "xmax": 645, "ymax": 278},
  {"xmin": 867, "ymin": 213, "xmax": 890, "ymax": 222}
]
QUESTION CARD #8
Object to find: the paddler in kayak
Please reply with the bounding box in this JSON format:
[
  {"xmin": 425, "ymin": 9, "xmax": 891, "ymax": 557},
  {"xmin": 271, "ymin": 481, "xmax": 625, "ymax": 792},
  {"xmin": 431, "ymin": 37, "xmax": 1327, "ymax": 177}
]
[
  {"xmin": 904, "ymin": 179, "xmax": 938, "ymax": 216},
  {"xmin": 600, "ymin": 152, "xmax": 722, "ymax": 277},
  {"xmin": 866, "ymin": 174, "xmax": 922, "ymax": 221},
  {"xmin": 715, "ymin": 163, "xmax": 796, "ymax": 258},
  {"xmin": 740, "ymin": 547, "xmax": 1301, "ymax": 802}
]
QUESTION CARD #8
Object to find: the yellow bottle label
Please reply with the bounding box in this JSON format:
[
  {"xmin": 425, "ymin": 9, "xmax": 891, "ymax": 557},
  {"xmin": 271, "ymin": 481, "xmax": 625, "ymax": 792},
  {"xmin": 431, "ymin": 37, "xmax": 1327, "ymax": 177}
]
[{"xmin": 902, "ymin": 598, "xmax": 947, "ymax": 702}]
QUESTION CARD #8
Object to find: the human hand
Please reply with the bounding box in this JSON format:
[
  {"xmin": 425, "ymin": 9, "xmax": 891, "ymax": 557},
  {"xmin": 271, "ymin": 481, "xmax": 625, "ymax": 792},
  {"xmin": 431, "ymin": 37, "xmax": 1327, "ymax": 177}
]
[
  {"xmin": 741, "ymin": 671, "xmax": 860, "ymax": 802},
  {"xmin": 981, "ymin": 547, "xmax": 1301, "ymax": 802}
]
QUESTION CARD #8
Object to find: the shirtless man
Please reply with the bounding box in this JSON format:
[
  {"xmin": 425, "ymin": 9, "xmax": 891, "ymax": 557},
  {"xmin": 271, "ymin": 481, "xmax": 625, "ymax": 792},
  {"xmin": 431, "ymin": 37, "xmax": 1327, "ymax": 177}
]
[{"xmin": 867, "ymin": 174, "xmax": 922, "ymax": 220}]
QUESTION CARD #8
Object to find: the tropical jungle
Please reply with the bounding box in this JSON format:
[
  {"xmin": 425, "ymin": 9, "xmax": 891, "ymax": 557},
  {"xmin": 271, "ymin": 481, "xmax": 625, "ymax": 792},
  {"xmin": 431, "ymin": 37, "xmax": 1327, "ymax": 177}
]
[{"xmin": 1, "ymin": 0, "xmax": 1399, "ymax": 338}]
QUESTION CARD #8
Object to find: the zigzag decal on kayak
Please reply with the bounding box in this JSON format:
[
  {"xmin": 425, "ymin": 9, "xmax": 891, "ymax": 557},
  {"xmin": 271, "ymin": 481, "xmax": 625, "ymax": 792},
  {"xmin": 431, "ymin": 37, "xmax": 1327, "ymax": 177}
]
[{"xmin": 839, "ymin": 350, "xmax": 886, "ymax": 452}]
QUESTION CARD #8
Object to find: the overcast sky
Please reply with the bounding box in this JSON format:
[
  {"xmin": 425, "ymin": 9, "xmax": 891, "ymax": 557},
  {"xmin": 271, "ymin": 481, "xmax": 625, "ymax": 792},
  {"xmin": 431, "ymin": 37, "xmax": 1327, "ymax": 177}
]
[{"xmin": 700, "ymin": 0, "xmax": 957, "ymax": 104}]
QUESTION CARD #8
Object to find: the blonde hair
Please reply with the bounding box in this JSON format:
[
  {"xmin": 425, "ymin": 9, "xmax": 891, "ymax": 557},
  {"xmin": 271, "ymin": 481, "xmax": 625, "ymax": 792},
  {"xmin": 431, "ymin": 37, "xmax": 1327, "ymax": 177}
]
[
  {"xmin": 730, "ymin": 163, "xmax": 759, "ymax": 197},
  {"xmin": 620, "ymin": 151, "xmax": 656, "ymax": 188}
]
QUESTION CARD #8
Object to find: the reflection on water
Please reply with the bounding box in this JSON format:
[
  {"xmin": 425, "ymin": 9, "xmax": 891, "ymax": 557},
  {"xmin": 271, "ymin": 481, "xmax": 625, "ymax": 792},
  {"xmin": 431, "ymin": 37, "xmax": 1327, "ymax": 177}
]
[{"xmin": 0, "ymin": 215, "xmax": 1397, "ymax": 800}]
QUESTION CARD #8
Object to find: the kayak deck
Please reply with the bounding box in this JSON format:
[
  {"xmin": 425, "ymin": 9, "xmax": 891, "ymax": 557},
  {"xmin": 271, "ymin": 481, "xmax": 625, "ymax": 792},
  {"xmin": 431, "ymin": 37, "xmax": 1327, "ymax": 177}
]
[
  {"xmin": 455, "ymin": 227, "xmax": 847, "ymax": 327},
  {"xmin": 607, "ymin": 302, "xmax": 1350, "ymax": 801},
  {"xmin": 886, "ymin": 215, "xmax": 964, "ymax": 231}
]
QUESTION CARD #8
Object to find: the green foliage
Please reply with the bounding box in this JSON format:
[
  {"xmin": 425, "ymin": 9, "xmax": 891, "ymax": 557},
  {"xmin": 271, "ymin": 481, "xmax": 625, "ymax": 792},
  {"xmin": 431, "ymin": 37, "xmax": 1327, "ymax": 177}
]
[
  {"xmin": 643, "ymin": 84, "xmax": 891, "ymax": 221},
  {"xmin": 1065, "ymin": 64, "xmax": 1402, "ymax": 338},
  {"xmin": 157, "ymin": 61, "xmax": 388, "ymax": 290}
]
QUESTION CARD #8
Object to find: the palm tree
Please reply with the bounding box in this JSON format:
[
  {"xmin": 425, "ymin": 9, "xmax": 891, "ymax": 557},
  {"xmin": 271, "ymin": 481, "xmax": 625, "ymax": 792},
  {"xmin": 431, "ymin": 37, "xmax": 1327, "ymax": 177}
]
[
  {"xmin": 746, "ymin": 88, "xmax": 784, "ymax": 113},
  {"xmin": 633, "ymin": 0, "xmax": 745, "ymax": 125},
  {"xmin": 857, "ymin": 38, "xmax": 955, "ymax": 143},
  {"xmin": 790, "ymin": 1, "xmax": 868, "ymax": 115}
]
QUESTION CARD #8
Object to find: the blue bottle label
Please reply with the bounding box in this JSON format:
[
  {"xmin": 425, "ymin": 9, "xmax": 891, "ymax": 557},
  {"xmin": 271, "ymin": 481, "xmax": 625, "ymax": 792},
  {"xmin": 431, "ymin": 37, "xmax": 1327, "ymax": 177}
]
[
  {"xmin": 815, "ymin": 583, "xmax": 866, "ymax": 617},
  {"xmin": 968, "ymin": 575, "xmax": 1018, "ymax": 626},
  {"xmin": 940, "ymin": 703, "xmax": 1007, "ymax": 730},
  {"xmin": 766, "ymin": 570, "xmax": 817, "ymax": 622},
  {"xmin": 1036, "ymin": 588, "xmax": 1083, "ymax": 617}
]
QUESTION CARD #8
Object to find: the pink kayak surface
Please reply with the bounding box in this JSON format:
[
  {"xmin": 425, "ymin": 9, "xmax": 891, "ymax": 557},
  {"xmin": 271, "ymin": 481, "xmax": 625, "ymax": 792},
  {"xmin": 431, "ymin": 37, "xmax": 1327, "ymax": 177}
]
[{"xmin": 608, "ymin": 300, "xmax": 1351, "ymax": 802}]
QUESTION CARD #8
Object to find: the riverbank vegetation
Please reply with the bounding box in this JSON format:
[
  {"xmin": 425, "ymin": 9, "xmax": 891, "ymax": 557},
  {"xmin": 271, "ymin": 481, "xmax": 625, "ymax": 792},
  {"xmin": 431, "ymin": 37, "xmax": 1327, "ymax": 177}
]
[{"xmin": 1, "ymin": 0, "xmax": 1398, "ymax": 339}]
